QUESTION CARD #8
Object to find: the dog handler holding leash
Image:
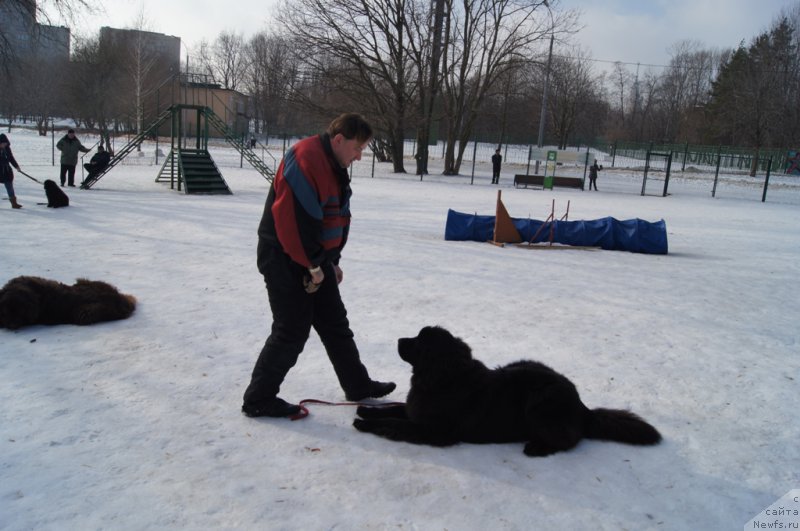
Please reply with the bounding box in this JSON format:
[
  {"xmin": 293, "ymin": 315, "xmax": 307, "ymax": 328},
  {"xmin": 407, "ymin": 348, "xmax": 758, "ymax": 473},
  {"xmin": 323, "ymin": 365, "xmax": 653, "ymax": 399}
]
[
  {"xmin": 242, "ymin": 113, "xmax": 395, "ymax": 418},
  {"xmin": 0, "ymin": 134, "xmax": 23, "ymax": 209}
]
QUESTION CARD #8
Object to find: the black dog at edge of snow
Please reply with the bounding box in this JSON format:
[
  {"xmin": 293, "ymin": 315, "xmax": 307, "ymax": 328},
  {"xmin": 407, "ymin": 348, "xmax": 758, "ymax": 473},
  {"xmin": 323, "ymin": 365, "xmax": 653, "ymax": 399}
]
[
  {"xmin": 0, "ymin": 276, "xmax": 136, "ymax": 330},
  {"xmin": 353, "ymin": 326, "xmax": 661, "ymax": 457}
]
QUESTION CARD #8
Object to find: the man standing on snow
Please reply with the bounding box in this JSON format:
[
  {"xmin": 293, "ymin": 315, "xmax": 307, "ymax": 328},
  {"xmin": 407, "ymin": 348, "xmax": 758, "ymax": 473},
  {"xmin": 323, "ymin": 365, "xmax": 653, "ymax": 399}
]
[
  {"xmin": 491, "ymin": 148, "xmax": 502, "ymax": 184},
  {"xmin": 242, "ymin": 113, "xmax": 395, "ymax": 418},
  {"xmin": 588, "ymin": 159, "xmax": 602, "ymax": 191},
  {"xmin": 56, "ymin": 129, "xmax": 90, "ymax": 187}
]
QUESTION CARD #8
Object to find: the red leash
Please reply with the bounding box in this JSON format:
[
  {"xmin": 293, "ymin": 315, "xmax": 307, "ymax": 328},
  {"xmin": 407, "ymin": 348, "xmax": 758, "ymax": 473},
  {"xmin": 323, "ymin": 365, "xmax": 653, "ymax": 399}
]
[{"xmin": 290, "ymin": 398, "xmax": 405, "ymax": 421}]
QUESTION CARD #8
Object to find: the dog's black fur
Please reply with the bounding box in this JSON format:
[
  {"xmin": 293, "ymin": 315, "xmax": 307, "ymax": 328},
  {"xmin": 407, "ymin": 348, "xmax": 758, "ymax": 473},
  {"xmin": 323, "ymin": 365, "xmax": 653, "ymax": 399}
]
[
  {"xmin": 354, "ymin": 326, "xmax": 661, "ymax": 457},
  {"xmin": 0, "ymin": 276, "xmax": 136, "ymax": 330},
  {"xmin": 44, "ymin": 179, "xmax": 69, "ymax": 208}
]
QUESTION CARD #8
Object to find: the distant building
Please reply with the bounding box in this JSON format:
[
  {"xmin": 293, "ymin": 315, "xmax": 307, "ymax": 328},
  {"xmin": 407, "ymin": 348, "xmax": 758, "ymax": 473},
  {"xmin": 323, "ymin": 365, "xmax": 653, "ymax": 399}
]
[
  {"xmin": 177, "ymin": 73, "xmax": 250, "ymax": 137},
  {"xmin": 0, "ymin": 0, "xmax": 70, "ymax": 63},
  {"xmin": 99, "ymin": 27, "xmax": 181, "ymax": 74},
  {"xmin": 1, "ymin": 7, "xmax": 249, "ymax": 138},
  {"xmin": 97, "ymin": 27, "xmax": 181, "ymax": 132}
]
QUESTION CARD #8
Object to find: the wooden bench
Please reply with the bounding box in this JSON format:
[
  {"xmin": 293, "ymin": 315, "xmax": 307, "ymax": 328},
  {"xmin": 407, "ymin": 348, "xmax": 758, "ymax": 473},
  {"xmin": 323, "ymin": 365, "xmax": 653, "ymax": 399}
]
[{"xmin": 514, "ymin": 174, "xmax": 584, "ymax": 190}]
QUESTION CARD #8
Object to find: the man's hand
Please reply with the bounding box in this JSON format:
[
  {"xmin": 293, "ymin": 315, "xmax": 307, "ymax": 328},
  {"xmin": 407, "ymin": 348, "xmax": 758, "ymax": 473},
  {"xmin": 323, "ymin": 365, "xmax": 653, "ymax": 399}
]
[
  {"xmin": 334, "ymin": 265, "xmax": 343, "ymax": 284},
  {"xmin": 309, "ymin": 266, "xmax": 324, "ymax": 285},
  {"xmin": 304, "ymin": 266, "xmax": 324, "ymax": 293}
]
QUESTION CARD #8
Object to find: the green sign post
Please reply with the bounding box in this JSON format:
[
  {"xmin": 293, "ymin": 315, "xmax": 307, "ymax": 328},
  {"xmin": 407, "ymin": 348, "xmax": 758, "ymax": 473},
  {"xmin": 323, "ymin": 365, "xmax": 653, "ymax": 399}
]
[{"xmin": 544, "ymin": 150, "xmax": 557, "ymax": 190}]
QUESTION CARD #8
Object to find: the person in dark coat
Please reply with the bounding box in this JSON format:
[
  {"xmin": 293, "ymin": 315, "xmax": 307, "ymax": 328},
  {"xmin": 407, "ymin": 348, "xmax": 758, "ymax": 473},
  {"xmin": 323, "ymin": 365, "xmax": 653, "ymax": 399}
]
[
  {"xmin": 83, "ymin": 145, "xmax": 112, "ymax": 181},
  {"xmin": 491, "ymin": 148, "xmax": 502, "ymax": 184},
  {"xmin": 56, "ymin": 129, "xmax": 90, "ymax": 187},
  {"xmin": 0, "ymin": 133, "xmax": 23, "ymax": 209},
  {"xmin": 241, "ymin": 113, "xmax": 395, "ymax": 418},
  {"xmin": 588, "ymin": 159, "xmax": 603, "ymax": 191}
]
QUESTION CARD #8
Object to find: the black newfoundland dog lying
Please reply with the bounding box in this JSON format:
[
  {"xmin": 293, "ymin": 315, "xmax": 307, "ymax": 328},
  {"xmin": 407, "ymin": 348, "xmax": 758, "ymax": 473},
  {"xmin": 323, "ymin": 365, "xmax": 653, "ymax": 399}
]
[
  {"xmin": 354, "ymin": 326, "xmax": 661, "ymax": 457},
  {"xmin": 0, "ymin": 276, "xmax": 136, "ymax": 330}
]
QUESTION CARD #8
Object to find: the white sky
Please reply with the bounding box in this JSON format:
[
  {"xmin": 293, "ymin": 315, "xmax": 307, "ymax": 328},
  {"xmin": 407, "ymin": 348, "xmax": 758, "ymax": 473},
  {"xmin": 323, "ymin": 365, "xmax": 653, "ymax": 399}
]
[
  {"xmin": 50, "ymin": 0, "xmax": 797, "ymax": 69},
  {"xmin": 564, "ymin": 0, "xmax": 798, "ymax": 69}
]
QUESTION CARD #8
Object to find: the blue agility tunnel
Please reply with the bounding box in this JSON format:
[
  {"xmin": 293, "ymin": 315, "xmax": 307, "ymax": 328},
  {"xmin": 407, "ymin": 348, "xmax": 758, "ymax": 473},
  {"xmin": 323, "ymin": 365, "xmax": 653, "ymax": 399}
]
[{"xmin": 444, "ymin": 209, "xmax": 668, "ymax": 254}]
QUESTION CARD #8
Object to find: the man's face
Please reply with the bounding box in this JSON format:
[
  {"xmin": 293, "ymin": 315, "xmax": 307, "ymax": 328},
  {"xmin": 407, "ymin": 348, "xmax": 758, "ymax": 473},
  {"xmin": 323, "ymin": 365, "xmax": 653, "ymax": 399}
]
[{"xmin": 331, "ymin": 134, "xmax": 369, "ymax": 168}]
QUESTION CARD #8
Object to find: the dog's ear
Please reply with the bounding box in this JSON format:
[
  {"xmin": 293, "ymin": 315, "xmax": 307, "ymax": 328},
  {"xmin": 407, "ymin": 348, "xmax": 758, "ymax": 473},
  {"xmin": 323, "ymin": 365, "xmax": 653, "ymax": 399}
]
[
  {"xmin": 449, "ymin": 334, "xmax": 473, "ymax": 360},
  {"xmin": 419, "ymin": 326, "xmax": 473, "ymax": 361}
]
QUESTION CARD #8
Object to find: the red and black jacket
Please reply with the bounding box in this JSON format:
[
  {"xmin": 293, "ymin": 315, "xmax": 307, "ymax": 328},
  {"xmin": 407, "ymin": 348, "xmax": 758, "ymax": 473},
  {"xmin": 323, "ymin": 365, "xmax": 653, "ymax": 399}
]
[{"xmin": 258, "ymin": 133, "xmax": 352, "ymax": 268}]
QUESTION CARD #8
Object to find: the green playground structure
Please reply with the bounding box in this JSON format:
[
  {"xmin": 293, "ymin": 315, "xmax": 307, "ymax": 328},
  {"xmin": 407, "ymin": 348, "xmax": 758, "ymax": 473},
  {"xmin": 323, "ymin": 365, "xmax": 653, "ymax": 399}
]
[{"xmin": 81, "ymin": 104, "xmax": 274, "ymax": 194}]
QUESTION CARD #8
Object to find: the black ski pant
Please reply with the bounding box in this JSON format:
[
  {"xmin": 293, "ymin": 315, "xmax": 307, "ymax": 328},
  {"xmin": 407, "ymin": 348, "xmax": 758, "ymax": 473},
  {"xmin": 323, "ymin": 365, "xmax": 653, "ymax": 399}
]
[
  {"xmin": 60, "ymin": 164, "xmax": 77, "ymax": 186},
  {"xmin": 243, "ymin": 245, "xmax": 371, "ymax": 406}
]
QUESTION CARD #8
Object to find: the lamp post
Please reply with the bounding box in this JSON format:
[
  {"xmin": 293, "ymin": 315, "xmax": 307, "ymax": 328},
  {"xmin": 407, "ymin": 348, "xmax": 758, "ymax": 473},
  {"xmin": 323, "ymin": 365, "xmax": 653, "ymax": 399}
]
[
  {"xmin": 536, "ymin": 34, "xmax": 554, "ymax": 148},
  {"xmin": 535, "ymin": 1, "xmax": 554, "ymax": 173}
]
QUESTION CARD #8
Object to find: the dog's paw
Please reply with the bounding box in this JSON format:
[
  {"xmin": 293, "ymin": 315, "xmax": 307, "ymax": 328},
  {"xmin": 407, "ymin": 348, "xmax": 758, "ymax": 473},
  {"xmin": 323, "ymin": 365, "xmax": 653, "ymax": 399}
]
[
  {"xmin": 353, "ymin": 418, "xmax": 373, "ymax": 432},
  {"xmin": 353, "ymin": 419, "xmax": 409, "ymax": 442},
  {"xmin": 355, "ymin": 404, "xmax": 407, "ymax": 420},
  {"xmin": 355, "ymin": 406, "xmax": 380, "ymax": 419},
  {"xmin": 523, "ymin": 441, "xmax": 558, "ymax": 457}
]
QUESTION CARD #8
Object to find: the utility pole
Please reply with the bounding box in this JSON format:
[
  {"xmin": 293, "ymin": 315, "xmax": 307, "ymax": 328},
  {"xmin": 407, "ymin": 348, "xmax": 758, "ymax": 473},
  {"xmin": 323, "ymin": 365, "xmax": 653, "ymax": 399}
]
[
  {"xmin": 536, "ymin": 33, "xmax": 554, "ymax": 149},
  {"xmin": 535, "ymin": 32, "xmax": 554, "ymax": 174},
  {"xmin": 633, "ymin": 62, "xmax": 640, "ymax": 141},
  {"xmin": 535, "ymin": 1, "xmax": 553, "ymax": 174}
]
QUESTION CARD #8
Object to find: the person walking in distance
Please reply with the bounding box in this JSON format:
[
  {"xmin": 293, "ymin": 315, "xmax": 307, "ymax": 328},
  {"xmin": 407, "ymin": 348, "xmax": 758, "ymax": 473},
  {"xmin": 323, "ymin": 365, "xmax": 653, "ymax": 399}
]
[
  {"xmin": 242, "ymin": 113, "xmax": 396, "ymax": 418},
  {"xmin": 588, "ymin": 159, "xmax": 603, "ymax": 191},
  {"xmin": 491, "ymin": 148, "xmax": 502, "ymax": 185},
  {"xmin": 56, "ymin": 129, "xmax": 90, "ymax": 187}
]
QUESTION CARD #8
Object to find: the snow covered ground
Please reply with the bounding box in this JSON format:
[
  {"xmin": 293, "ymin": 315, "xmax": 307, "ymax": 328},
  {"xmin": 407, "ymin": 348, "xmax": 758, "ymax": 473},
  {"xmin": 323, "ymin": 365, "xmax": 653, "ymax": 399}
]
[{"xmin": 1, "ymin": 127, "xmax": 798, "ymax": 530}]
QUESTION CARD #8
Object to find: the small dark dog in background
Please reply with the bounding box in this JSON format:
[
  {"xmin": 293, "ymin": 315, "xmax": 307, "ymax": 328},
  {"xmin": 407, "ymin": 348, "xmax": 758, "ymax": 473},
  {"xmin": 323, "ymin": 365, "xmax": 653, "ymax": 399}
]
[
  {"xmin": 44, "ymin": 179, "xmax": 69, "ymax": 208},
  {"xmin": 0, "ymin": 276, "xmax": 136, "ymax": 329}
]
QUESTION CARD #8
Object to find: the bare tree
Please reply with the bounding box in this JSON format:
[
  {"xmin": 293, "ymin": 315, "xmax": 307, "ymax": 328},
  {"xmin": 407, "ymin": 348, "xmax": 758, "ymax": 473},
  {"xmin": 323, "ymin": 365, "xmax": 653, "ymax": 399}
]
[
  {"xmin": 24, "ymin": 50, "xmax": 67, "ymax": 135},
  {"xmin": 439, "ymin": 0, "xmax": 563, "ymax": 174},
  {"xmin": 127, "ymin": 8, "xmax": 159, "ymax": 137},
  {"xmin": 189, "ymin": 39, "xmax": 217, "ymax": 80},
  {"xmin": 548, "ymin": 45, "xmax": 596, "ymax": 148},
  {"xmin": 0, "ymin": 0, "xmax": 95, "ymax": 73},
  {"xmin": 278, "ymin": 0, "xmax": 419, "ymax": 172},
  {"xmin": 246, "ymin": 31, "xmax": 298, "ymax": 135},
  {"xmin": 404, "ymin": 0, "xmax": 446, "ymax": 174},
  {"xmin": 88, "ymin": 8, "xmax": 178, "ymax": 139},
  {"xmin": 632, "ymin": 70, "xmax": 659, "ymax": 142},
  {"xmin": 68, "ymin": 34, "xmax": 124, "ymax": 147},
  {"xmin": 606, "ymin": 62, "xmax": 632, "ymax": 140},
  {"xmin": 212, "ymin": 31, "xmax": 249, "ymax": 91},
  {"xmin": 652, "ymin": 41, "xmax": 719, "ymax": 142}
]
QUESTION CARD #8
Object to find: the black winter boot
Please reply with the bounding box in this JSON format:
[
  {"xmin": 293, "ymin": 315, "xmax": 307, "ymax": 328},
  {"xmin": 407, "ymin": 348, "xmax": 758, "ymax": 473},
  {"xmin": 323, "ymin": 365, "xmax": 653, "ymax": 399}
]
[
  {"xmin": 346, "ymin": 380, "xmax": 396, "ymax": 401},
  {"xmin": 242, "ymin": 397, "xmax": 301, "ymax": 418}
]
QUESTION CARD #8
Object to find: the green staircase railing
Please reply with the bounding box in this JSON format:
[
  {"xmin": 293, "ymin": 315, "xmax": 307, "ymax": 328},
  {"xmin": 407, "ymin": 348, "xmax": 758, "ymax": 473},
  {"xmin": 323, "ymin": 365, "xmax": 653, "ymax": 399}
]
[
  {"xmin": 80, "ymin": 108, "xmax": 173, "ymax": 189},
  {"xmin": 81, "ymin": 104, "xmax": 275, "ymax": 191},
  {"xmin": 202, "ymin": 108, "xmax": 275, "ymax": 182}
]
